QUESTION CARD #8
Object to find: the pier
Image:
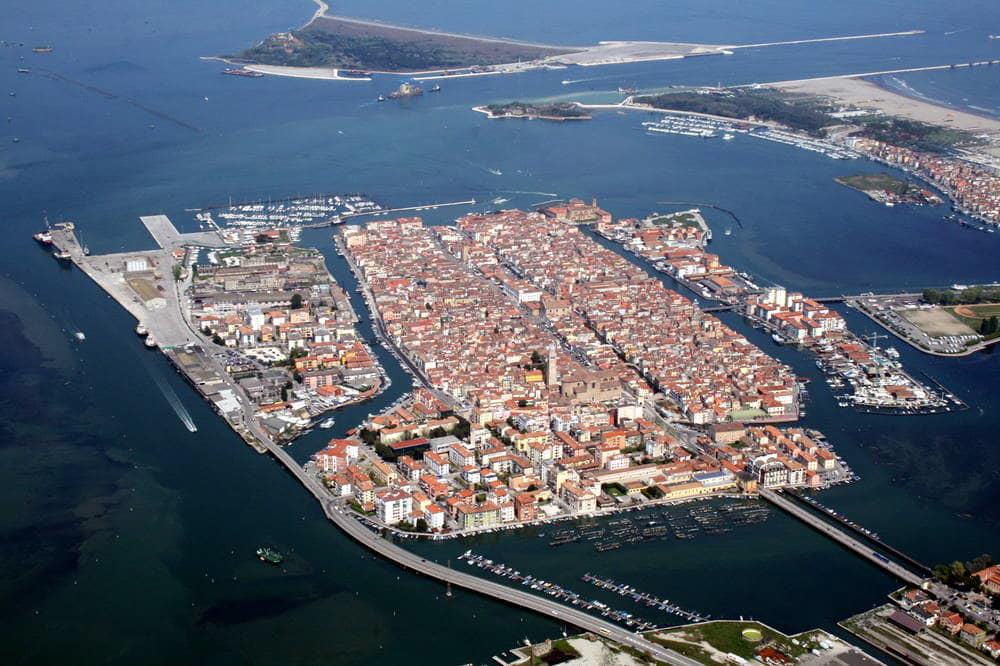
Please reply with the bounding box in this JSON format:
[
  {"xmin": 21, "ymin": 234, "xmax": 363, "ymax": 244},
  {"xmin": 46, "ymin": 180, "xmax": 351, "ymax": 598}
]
[{"xmin": 760, "ymin": 488, "xmax": 924, "ymax": 586}]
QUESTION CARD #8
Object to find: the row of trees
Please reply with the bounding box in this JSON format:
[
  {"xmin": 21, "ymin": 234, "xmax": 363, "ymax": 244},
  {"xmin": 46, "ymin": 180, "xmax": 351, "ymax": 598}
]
[
  {"xmin": 922, "ymin": 285, "xmax": 1000, "ymax": 305},
  {"xmin": 932, "ymin": 553, "xmax": 993, "ymax": 590}
]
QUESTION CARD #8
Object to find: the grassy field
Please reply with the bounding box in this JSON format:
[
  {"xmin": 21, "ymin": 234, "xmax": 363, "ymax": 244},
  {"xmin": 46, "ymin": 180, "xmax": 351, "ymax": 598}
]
[
  {"xmin": 899, "ymin": 307, "xmax": 976, "ymax": 338},
  {"xmin": 652, "ymin": 621, "xmax": 815, "ymax": 661},
  {"xmin": 836, "ymin": 173, "xmax": 909, "ymax": 194},
  {"xmin": 650, "ymin": 212, "xmax": 698, "ymax": 227},
  {"xmin": 950, "ymin": 303, "xmax": 1000, "ymax": 337}
]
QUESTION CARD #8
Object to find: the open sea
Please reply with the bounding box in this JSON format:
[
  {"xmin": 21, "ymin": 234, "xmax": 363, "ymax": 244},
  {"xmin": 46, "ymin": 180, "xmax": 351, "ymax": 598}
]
[{"xmin": 1, "ymin": 1, "xmax": 999, "ymax": 664}]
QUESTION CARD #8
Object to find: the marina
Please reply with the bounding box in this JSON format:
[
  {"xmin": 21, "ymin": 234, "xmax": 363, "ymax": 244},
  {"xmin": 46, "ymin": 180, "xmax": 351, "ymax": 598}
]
[
  {"xmin": 457, "ymin": 551, "xmax": 660, "ymax": 631},
  {"xmin": 581, "ymin": 574, "xmax": 709, "ymax": 624},
  {"xmin": 642, "ymin": 116, "xmax": 858, "ymax": 159}
]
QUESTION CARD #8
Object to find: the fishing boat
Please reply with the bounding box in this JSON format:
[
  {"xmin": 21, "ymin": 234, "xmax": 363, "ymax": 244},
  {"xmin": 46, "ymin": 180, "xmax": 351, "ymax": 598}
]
[
  {"xmin": 256, "ymin": 547, "xmax": 284, "ymax": 565},
  {"xmin": 53, "ymin": 249, "xmax": 72, "ymax": 261},
  {"xmin": 135, "ymin": 323, "xmax": 148, "ymax": 336},
  {"xmin": 319, "ymin": 417, "xmax": 336, "ymax": 429},
  {"xmin": 144, "ymin": 335, "xmax": 158, "ymax": 349},
  {"xmin": 429, "ymin": 84, "xmax": 441, "ymax": 92},
  {"xmin": 74, "ymin": 331, "xmax": 86, "ymax": 341}
]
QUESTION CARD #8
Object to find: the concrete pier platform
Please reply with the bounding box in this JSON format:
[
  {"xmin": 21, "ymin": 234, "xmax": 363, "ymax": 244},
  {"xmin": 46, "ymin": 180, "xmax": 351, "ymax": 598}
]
[{"xmin": 140, "ymin": 214, "xmax": 226, "ymax": 250}]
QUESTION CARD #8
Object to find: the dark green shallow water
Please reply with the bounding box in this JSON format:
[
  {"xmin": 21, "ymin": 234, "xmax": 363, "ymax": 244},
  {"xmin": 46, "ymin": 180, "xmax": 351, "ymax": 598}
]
[{"xmin": 1, "ymin": 0, "xmax": 999, "ymax": 663}]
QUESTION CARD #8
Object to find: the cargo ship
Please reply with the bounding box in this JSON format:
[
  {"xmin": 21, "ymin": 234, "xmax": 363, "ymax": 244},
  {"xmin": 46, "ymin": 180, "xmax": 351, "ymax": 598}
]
[
  {"xmin": 222, "ymin": 68, "xmax": 264, "ymax": 78},
  {"xmin": 257, "ymin": 547, "xmax": 284, "ymax": 565}
]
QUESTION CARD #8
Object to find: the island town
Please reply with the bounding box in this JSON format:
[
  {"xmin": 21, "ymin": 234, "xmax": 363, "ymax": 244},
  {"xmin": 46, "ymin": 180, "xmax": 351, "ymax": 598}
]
[
  {"xmin": 312, "ymin": 203, "xmax": 864, "ymax": 540},
  {"xmin": 34, "ymin": 191, "xmax": 1000, "ymax": 665}
]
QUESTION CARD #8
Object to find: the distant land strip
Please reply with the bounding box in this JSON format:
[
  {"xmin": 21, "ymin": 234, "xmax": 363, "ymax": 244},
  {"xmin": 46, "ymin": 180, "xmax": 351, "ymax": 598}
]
[{"xmin": 225, "ymin": 0, "xmax": 927, "ymax": 77}]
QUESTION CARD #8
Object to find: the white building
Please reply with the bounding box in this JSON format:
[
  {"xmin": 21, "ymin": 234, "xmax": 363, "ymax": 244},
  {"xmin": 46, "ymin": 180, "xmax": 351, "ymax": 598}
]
[{"xmin": 376, "ymin": 489, "xmax": 412, "ymax": 525}]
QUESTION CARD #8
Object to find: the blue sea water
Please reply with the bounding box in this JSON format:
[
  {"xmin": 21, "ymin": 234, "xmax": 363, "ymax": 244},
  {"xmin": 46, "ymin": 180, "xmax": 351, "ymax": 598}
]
[{"xmin": 1, "ymin": 0, "xmax": 1000, "ymax": 664}]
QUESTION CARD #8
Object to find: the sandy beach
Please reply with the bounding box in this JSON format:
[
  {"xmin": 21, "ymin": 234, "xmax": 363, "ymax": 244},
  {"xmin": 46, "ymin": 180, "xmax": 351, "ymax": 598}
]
[{"xmin": 773, "ymin": 76, "xmax": 1000, "ymax": 136}]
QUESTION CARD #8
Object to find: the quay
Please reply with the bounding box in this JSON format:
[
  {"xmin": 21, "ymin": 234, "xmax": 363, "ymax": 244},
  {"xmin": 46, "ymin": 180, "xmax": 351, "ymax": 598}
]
[
  {"xmin": 47, "ymin": 216, "xmax": 225, "ymax": 347},
  {"xmin": 302, "ymin": 198, "xmax": 478, "ymax": 229},
  {"xmin": 760, "ymin": 488, "xmax": 924, "ymax": 586}
]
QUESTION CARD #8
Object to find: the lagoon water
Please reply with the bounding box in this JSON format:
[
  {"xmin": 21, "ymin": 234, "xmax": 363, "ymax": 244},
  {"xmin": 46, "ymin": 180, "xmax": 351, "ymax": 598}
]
[{"xmin": 2, "ymin": 0, "xmax": 1000, "ymax": 664}]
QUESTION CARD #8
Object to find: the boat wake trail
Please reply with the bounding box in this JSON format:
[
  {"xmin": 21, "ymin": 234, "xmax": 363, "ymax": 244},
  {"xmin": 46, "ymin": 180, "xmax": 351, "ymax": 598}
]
[
  {"xmin": 499, "ymin": 190, "xmax": 559, "ymax": 197},
  {"xmin": 149, "ymin": 364, "xmax": 198, "ymax": 432},
  {"xmin": 561, "ymin": 74, "xmax": 623, "ymax": 85}
]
